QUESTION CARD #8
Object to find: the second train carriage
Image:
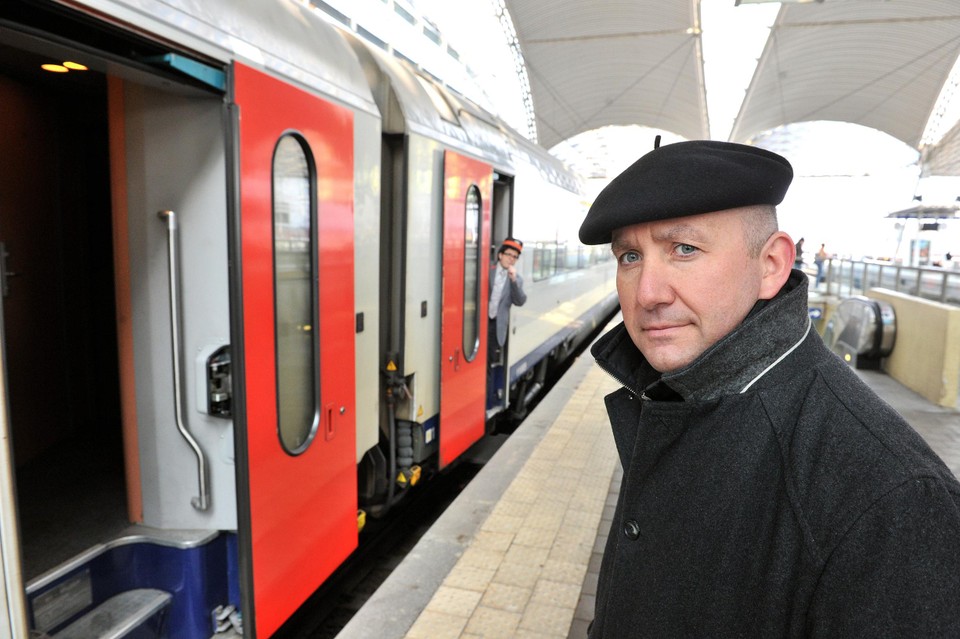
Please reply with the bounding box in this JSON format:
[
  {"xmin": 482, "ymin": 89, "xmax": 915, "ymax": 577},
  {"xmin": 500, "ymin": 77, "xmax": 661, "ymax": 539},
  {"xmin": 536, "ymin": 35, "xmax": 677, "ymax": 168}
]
[{"xmin": 0, "ymin": 0, "xmax": 618, "ymax": 637}]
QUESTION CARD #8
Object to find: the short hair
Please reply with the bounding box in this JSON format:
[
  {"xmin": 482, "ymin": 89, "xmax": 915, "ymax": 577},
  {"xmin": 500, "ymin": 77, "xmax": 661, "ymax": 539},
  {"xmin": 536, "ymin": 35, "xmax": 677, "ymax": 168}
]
[{"xmin": 740, "ymin": 205, "xmax": 778, "ymax": 258}]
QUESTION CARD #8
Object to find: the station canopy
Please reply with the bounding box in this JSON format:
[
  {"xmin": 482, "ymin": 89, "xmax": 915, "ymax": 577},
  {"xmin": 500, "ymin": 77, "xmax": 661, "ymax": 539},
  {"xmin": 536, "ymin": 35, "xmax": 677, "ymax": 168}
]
[
  {"xmin": 886, "ymin": 205, "xmax": 958, "ymax": 220},
  {"xmin": 504, "ymin": 0, "xmax": 960, "ymax": 173}
]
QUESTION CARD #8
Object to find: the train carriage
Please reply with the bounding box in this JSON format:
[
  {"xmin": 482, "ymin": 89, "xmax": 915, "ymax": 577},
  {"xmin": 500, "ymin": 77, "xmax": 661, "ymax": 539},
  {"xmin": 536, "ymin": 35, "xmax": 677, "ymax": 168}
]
[{"xmin": 0, "ymin": 1, "xmax": 617, "ymax": 637}]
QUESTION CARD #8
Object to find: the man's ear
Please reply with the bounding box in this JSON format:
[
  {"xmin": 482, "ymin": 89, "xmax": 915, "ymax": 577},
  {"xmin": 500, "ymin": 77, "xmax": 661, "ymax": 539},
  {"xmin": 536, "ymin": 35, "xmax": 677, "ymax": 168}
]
[{"xmin": 758, "ymin": 232, "xmax": 795, "ymax": 300}]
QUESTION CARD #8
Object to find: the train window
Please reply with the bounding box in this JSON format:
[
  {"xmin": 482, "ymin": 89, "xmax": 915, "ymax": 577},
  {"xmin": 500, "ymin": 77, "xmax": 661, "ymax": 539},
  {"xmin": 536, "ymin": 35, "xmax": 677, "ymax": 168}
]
[
  {"xmin": 394, "ymin": 2, "xmax": 416, "ymax": 25},
  {"xmin": 423, "ymin": 23, "xmax": 442, "ymax": 45},
  {"xmin": 556, "ymin": 244, "xmax": 571, "ymax": 272},
  {"xmin": 532, "ymin": 242, "xmax": 558, "ymax": 281},
  {"xmin": 462, "ymin": 185, "xmax": 482, "ymax": 361},
  {"xmin": 272, "ymin": 134, "xmax": 319, "ymax": 455}
]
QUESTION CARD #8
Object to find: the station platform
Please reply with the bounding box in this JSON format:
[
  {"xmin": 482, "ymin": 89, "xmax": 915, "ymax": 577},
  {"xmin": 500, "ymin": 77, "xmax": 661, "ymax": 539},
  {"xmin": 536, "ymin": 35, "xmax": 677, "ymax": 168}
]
[{"xmin": 337, "ymin": 328, "xmax": 960, "ymax": 639}]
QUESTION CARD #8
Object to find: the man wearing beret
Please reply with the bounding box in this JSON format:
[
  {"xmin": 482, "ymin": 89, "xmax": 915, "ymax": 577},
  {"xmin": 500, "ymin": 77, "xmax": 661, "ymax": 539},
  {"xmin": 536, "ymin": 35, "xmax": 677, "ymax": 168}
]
[{"xmin": 581, "ymin": 139, "xmax": 960, "ymax": 637}]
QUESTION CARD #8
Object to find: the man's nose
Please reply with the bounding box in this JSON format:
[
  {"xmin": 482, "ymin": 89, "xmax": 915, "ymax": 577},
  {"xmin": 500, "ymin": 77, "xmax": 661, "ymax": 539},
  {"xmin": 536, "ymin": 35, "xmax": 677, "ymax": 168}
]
[{"xmin": 634, "ymin": 258, "xmax": 674, "ymax": 310}]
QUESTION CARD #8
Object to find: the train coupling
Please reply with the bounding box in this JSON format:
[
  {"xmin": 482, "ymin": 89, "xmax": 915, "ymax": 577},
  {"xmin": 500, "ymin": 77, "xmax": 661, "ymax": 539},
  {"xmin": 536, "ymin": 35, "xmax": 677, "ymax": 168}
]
[{"xmin": 395, "ymin": 465, "xmax": 422, "ymax": 487}]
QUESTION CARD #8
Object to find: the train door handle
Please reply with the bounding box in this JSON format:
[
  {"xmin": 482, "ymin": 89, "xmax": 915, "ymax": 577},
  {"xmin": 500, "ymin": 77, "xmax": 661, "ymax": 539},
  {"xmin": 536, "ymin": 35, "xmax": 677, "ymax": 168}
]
[
  {"xmin": 324, "ymin": 403, "xmax": 335, "ymax": 441},
  {"xmin": 453, "ymin": 348, "xmax": 461, "ymax": 371}
]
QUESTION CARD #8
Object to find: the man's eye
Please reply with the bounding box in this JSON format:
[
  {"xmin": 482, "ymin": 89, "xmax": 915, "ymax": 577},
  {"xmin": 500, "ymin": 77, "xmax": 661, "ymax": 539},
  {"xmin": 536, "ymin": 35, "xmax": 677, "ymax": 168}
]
[
  {"xmin": 676, "ymin": 244, "xmax": 698, "ymax": 256},
  {"xmin": 619, "ymin": 251, "xmax": 640, "ymax": 265}
]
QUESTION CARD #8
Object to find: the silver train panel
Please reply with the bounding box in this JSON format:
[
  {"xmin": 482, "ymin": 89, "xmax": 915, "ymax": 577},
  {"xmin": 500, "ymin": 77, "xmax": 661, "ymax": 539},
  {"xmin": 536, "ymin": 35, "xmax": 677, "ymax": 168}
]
[
  {"xmin": 508, "ymin": 160, "xmax": 617, "ymax": 376},
  {"xmin": 399, "ymin": 133, "xmax": 446, "ymax": 423},
  {"xmin": 353, "ymin": 109, "xmax": 383, "ymax": 462},
  {"xmin": 120, "ymin": 83, "xmax": 237, "ymax": 529},
  {"xmin": 511, "ymin": 265, "xmax": 618, "ymax": 366}
]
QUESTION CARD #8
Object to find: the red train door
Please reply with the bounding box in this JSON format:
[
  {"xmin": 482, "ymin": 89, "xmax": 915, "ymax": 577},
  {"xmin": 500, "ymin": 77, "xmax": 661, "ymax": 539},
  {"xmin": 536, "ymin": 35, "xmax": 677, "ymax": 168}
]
[
  {"xmin": 232, "ymin": 63, "xmax": 357, "ymax": 638},
  {"xmin": 439, "ymin": 151, "xmax": 493, "ymax": 467}
]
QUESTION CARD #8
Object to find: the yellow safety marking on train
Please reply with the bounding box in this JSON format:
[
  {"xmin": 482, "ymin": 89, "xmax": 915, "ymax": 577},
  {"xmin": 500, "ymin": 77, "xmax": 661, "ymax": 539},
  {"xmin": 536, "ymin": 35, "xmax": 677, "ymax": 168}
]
[{"xmin": 357, "ymin": 510, "xmax": 367, "ymax": 532}]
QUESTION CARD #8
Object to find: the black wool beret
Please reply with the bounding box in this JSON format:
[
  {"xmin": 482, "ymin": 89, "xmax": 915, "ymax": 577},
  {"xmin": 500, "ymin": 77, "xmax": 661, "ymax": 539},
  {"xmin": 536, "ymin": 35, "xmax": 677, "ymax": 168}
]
[{"xmin": 578, "ymin": 140, "xmax": 793, "ymax": 245}]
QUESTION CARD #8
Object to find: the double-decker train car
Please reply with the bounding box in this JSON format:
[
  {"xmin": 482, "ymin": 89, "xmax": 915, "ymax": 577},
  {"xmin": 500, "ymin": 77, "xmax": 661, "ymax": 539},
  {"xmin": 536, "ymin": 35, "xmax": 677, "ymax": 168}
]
[{"xmin": 0, "ymin": 0, "xmax": 618, "ymax": 637}]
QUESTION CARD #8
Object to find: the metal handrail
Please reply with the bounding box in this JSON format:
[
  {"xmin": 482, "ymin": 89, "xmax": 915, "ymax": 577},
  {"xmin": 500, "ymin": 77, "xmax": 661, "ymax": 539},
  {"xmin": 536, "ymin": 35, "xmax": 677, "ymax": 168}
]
[
  {"xmin": 158, "ymin": 210, "xmax": 210, "ymax": 511},
  {"xmin": 819, "ymin": 257, "xmax": 960, "ymax": 306}
]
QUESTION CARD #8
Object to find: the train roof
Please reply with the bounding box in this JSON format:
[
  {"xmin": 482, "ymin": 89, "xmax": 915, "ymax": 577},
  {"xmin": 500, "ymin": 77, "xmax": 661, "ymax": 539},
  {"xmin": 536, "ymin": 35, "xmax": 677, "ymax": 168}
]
[
  {"xmin": 341, "ymin": 29, "xmax": 580, "ymax": 193},
  {"xmin": 343, "ymin": 32, "xmax": 506, "ymax": 155},
  {"xmin": 66, "ymin": 0, "xmax": 579, "ymax": 193},
  {"xmin": 65, "ymin": 0, "xmax": 379, "ymax": 115}
]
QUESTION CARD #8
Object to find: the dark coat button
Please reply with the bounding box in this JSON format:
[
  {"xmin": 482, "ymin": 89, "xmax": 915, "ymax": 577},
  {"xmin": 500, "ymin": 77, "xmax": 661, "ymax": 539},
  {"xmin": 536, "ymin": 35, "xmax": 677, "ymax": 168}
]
[{"xmin": 623, "ymin": 519, "xmax": 640, "ymax": 540}]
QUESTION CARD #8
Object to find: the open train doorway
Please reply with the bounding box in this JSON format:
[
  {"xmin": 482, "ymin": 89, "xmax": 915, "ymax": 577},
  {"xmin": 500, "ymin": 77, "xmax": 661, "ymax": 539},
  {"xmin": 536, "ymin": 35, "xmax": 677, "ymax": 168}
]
[
  {"xmin": 0, "ymin": 43, "xmax": 126, "ymax": 583},
  {"xmin": 485, "ymin": 172, "xmax": 514, "ymax": 420}
]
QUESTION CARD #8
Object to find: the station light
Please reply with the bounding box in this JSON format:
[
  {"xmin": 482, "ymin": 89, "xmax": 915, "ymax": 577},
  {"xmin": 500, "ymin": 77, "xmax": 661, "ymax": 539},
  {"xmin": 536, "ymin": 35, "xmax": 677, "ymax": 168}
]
[{"xmin": 41, "ymin": 60, "xmax": 88, "ymax": 73}]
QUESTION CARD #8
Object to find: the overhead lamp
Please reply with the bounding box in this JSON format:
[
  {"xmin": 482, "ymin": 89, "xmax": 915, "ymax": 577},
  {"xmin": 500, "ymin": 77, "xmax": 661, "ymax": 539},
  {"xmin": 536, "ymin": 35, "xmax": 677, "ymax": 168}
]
[{"xmin": 41, "ymin": 60, "xmax": 88, "ymax": 73}]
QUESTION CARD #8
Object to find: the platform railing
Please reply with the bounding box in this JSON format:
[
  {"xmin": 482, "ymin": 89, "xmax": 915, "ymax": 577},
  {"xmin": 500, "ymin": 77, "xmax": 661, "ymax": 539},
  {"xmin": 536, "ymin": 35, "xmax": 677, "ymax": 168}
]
[{"xmin": 818, "ymin": 258, "xmax": 960, "ymax": 306}]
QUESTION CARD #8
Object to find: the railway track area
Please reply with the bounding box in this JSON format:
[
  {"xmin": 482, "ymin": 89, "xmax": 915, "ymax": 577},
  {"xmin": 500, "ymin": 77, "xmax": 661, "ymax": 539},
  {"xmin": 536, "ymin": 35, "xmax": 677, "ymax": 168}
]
[{"xmin": 274, "ymin": 445, "xmax": 498, "ymax": 638}]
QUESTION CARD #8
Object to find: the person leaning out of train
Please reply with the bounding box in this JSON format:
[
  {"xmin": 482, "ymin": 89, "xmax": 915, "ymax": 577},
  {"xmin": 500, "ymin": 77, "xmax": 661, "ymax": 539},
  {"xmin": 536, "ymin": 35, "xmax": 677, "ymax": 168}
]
[
  {"xmin": 578, "ymin": 138, "xmax": 960, "ymax": 638},
  {"xmin": 488, "ymin": 237, "xmax": 527, "ymax": 364}
]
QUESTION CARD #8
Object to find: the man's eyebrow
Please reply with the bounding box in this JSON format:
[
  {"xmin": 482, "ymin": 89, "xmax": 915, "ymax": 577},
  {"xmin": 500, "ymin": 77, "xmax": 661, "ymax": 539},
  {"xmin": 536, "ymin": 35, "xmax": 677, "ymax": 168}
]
[
  {"xmin": 651, "ymin": 222, "xmax": 709, "ymax": 244},
  {"xmin": 611, "ymin": 222, "xmax": 710, "ymax": 252}
]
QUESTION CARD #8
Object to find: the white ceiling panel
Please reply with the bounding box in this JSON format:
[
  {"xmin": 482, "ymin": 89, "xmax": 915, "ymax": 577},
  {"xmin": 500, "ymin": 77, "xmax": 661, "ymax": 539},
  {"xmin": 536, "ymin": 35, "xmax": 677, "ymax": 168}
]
[{"xmin": 730, "ymin": 1, "xmax": 960, "ymax": 149}]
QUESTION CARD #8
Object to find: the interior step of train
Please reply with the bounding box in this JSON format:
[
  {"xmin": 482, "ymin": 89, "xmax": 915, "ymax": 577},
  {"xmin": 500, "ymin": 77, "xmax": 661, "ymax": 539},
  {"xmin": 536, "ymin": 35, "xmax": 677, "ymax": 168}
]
[
  {"xmin": 50, "ymin": 588, "xmax": 171, "ymax": 639},
  {"xmin": 26, "ymin": 528, "xmax": 240, "ymax": 639}
]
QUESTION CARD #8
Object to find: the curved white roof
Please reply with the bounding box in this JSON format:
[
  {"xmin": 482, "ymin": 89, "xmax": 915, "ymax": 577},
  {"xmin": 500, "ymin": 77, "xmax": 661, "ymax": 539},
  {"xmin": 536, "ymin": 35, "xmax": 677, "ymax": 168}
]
[
  {"xmin": 731, "ymin": 0, "xmax": 960, "ymax": 149},
  {"xmin": 504, "ymin": 0, "xmax": 960, "ymax": 172},
  {"xmin": 503, "ymin": 0, "xmax": 709, "ymax": 150}
]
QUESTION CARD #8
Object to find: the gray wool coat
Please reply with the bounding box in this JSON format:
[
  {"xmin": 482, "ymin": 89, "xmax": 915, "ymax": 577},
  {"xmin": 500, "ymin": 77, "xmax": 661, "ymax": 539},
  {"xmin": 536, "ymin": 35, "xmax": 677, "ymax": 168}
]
[{"xmin": 589, "ymin": 271, "xmax": 960, "ymax": 638}]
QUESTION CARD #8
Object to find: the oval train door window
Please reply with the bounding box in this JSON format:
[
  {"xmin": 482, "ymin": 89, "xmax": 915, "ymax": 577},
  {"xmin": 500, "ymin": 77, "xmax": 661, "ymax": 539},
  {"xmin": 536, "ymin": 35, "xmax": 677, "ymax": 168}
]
[
  {"xmin": 462, "ymin": 184, "xmax": 482, "ymax": 361},
  {"xmin": 272, "ymin": 133, "xmax": 320, "ymax": 454}
]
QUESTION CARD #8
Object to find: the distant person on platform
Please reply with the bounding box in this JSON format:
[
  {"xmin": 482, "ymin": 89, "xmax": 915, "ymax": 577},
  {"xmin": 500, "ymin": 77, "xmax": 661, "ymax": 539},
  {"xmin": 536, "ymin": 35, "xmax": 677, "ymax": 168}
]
[
  {"xmin": 794, "ymin": 236, "xmax": 805, "ymax": 270},
  {"xmin": 815, "ymin": 242, "xmax": 828, "ymax": 285},
  {"xmin": 578, "ymin": 138, "xmax": 960, "ymax": 638},
  {"xmin": 488, "ymin": 237, "xmax": 526, "ymax": 365}
]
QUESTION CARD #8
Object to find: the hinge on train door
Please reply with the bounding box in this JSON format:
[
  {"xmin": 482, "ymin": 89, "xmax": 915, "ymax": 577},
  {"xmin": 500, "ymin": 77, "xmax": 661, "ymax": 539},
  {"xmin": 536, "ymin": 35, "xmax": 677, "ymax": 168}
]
[{"xmin": 0, "ymin": 242, "xmax": 16, "ymax": 298}]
